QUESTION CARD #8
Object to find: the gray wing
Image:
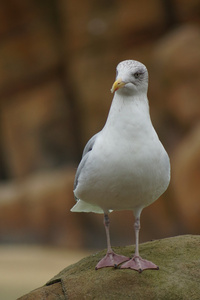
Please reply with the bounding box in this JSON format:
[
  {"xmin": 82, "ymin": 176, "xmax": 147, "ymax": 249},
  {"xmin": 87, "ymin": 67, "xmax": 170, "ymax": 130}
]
[
  {"xmin": 82, "ymin": 132, "xmax": 99, "ymax": 157},
  {"xmin": 73, "ymin": 132, "xmax": 99, "ymax": 193}
]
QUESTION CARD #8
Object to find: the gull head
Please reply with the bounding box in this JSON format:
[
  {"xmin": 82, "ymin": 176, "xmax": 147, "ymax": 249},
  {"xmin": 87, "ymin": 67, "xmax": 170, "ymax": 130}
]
[{"xmin": 111, "ymin": 60, "xmax": 148, "ymax": 96}]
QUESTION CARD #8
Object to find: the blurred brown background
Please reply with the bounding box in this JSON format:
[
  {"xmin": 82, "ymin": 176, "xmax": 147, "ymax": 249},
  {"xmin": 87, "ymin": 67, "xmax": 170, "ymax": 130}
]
[
  {"xmin": 1, "ymin": 1, "xmax": 200, "ymax": 298},
  {"xmin": 0, "ymin": 0, "xmax": 200, "ymax": 264}
]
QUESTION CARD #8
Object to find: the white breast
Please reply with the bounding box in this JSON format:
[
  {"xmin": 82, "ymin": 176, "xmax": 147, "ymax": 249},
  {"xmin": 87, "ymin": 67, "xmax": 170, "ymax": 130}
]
[{"xmin": 74, "ymin": 93, "xmax": 170, "ymax": 213}]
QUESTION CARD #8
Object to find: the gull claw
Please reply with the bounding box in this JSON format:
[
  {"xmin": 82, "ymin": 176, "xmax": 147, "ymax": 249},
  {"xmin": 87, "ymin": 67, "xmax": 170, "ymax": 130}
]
[
  {"xmin": 95, "ymin": 251, "xmax": 129, "ymax": 270},
  {"xmin": 120, "ymin": 255, "xmax": 159, "ymax": 272}
]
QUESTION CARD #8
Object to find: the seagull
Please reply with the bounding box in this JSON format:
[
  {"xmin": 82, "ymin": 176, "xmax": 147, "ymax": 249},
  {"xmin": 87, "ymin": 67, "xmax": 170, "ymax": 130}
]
[{"xmin": 71, "ymin": 60, "xmax": 170, "ymax": 272}]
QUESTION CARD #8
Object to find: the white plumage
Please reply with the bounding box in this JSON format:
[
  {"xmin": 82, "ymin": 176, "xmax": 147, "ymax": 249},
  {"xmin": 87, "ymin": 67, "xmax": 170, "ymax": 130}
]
[{"xmin": 71, "ymin": 60, "xmax": 170, "ymax": 272}]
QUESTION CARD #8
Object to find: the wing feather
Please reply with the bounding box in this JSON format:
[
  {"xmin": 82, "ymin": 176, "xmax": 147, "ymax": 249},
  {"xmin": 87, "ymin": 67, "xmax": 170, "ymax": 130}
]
[{"xmin": 73, "ymin": 132, "xmax": 99, "ymax": 193}]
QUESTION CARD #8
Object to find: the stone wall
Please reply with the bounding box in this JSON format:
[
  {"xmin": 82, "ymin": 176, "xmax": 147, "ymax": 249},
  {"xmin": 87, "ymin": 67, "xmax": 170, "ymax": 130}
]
[{"xmin": 0, "ymin": 0, "xmax": 200, "ymax": 247}]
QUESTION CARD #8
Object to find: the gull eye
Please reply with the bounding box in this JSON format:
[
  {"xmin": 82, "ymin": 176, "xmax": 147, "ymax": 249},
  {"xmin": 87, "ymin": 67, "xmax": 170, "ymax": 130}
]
[{"xmin": 134, "ymin": 72, "xmax": 139, "ymax": 78}]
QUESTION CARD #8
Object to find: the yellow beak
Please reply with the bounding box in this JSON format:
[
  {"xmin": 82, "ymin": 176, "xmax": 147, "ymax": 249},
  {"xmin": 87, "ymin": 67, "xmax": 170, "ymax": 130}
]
[{"xmin": 110, "ymin": 78, "xmax": 126, "ymax": 93}]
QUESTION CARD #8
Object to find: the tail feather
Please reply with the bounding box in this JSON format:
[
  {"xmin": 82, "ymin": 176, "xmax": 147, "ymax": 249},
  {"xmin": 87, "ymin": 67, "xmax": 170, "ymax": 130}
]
[{"xmin": 71, "ymin": 200, "xmax": 104, "ymax": 214}]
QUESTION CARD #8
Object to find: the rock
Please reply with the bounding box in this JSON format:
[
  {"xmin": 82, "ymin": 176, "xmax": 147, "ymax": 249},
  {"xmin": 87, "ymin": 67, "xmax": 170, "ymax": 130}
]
[
  {"xmin": 151, "ymin": 25, "xmax": 200, "ymax": 128},
  {"xmin": 0, "ymin": 1, "xmax": 81, "ymax": 180},
  {"xmin": 149, "ymin": 25, "xmax": 200, "ymax": 235},
  {"xmin": 0, "ymin": 1, "xmax": 60, "ymax": 93},
  {"xmin": 175, "ymin": 0, "xmax": 200, "ymax": 21},
  {"xmin": 0, "ymin": 167, "xmax": 84, "ymax": 247},
  {"xmin": 18, "ymin": 235, "xmax": 200, "ymax": 299},
  {"xmin": 172, "ymin": 124, "xmax": 200, "ymax": 232},
  {"xmin": 18, "ymin": 282, "xmax": 64, "ymax": 300},
  {"xmin": 1, "ymin": 79, "xmax": 79, "ymax": 178}
]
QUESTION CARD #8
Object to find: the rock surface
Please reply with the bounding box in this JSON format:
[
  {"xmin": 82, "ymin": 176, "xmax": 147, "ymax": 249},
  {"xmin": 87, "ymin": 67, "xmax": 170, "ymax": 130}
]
[
  {"xmin": 0, "ymin": 167, "xmax": 84, "ymax": 247},
  {"xmin": 19, "ymin": 235, "xmax": 200, "ymax": 299}
]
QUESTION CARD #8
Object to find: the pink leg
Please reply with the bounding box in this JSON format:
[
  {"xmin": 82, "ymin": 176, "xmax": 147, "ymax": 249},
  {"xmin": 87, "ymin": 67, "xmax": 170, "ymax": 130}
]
[
  {"xmin": 95, "ymin": 213, "xmax": 129, "ymax": 269},
  {"xmin": 120, "ymin": 216, "xmax": 159, "ymax": 273}
]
